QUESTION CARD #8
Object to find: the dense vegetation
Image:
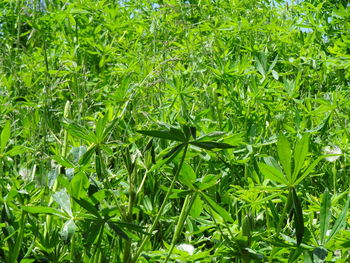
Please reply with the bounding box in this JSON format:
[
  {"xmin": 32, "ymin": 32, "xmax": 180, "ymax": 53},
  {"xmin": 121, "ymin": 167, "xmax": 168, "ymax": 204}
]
[{"xmin": 1, "ymin": 0, "xmax": 350, "ymax": 262}]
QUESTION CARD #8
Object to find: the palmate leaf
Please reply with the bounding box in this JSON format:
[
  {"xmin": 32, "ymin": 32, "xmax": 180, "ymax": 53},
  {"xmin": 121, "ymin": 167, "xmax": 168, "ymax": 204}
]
[
  {"xmin": 107, "ymin": 222, "xmax": 130, "ymax": 241},
  {"xmin": 277, "ymin": 133, "xmax": 292, "ymax": 181},
  {"xmin": 52, "ymin": 155, "xmax": 75, "ymax": 168},
  {"xmin": 178, "ymin": 161, "xmax": 196, "ymax": 188},
  {"xmin": 137, "ymin": 128, "xmax": 187, "ymax": 142},
  {"xmin": 190, "ymin": 195, "xmax": 203, "ymax": 218},
  {"xmin": 113, "ymin": 221, "xmax": 150, "ymax": 236},
  {"xmin": 182, "ymin": 125, "xmax": 195, "ymax": 140},
  {"xmin": 65, "ymin": 121, "xmax": 97, "ymax": 143},
  {"xmin": 200, "ymin": 192, "xmax": 234, "ymax": 223},
  {"xmin": 22, "ymin": 206, "xmax": 67, "ymax": 218},
  {"xmin": 72, "ymin": 197, "xmax": 101, "ymax": 219},
  {"xmin": 292, "ymin": 135, "xmax": 309, "ymax": 182},
  {"xmin": 162, "ymin": 143, "xmax": 185, "ymax": 160},
  {"xmin": 293, "ymin": 156, "xmax": 324, "ymax": 186},
  {"xmin": 53, "ymin": 190, "xmax": 73, "ymax": 218},
  {"xmin": 69, "ymin": 172, "xmax": 89, "ymax": 199},
  {"xmin": 258, "ymin": 162, "xmax": 288, "ymax": 185},
  {"xmin": 190, "ymin": 141, "xmax": 234, "ymax": 150},
  {"xmin": 78, "ymin": 145, "xmax": 96, "ymax": 166},
  {"xmin": 5, "ymin": 145, "xmax": 28, "ymax": 157},
  {"xmin": 102, "ymin": 117, "xmax": 119, "ymax": 142}
]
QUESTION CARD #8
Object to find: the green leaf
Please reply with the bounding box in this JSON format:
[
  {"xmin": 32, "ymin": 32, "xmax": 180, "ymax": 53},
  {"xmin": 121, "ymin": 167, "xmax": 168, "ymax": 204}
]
[
  {"xmin": 66, "ymin": 122, "xmax": 96, "ymax": 143},
  {"xmin": 137, "ymin": 128, "xmax": 186, "ymax": 142},
  {"xmin": 326, "ymin": 194, "xmax": 350, "ymax": 244},
  {"xmin": 198, "ymin": 174, "xmax": 219, "ymax": 190},
  {"xmin": 53, "ymin": 190, "xmax": 73, "ymax": 218},
  {"xmin": 61, "ymin": 218, "xmax": 76, "ymax": 242},
  {"xmin": 69, "ymin": 172, "xmax": 89, "ymax": 199},
  {"xmin": 190, "ymin": 126, "xmax": 196, "ymax": 140},
  {"xmin": 303, "ymin": 251, "xmax": 313, "ymax": 263},
  {"xmin": 107, "ymin": 222, "xmax": 130, "ymax": 240},
  {"xmin": 294, "ymin": 156, "xmax": 324, "ymax": 186},
  {"xmin": 79, "ymin": 145, "xmax": 96, "ymax": 166},
  {"xmin": 95, "ymin": 116, "xmax": 108, "ymax": 143},
  {"xmin": 258, "ymin": 162, "xmax": 288, "ymax": 185},
  {"xmin": 52, "ymin": 155, "xmax": 75, "ymax": 168},
  {"xmin": 73, "ymin": 197, "xmax": 101, "ymax": 219},
  {"xmin": 182, "ymin": 125, "xmax": 191, "ymax": 140},
  {"xmin": 22, "ymin": 206, "xmax": 66, "ymax": 218},
  {"xmin": 102, "ymin": 118, "xmax": 118, "ymax": 142},
  {"xmin": 288, "ymin": 247, "xmax": 302, "ymax": 263},
  {"xmin": 190, "ymin": 141, "xmax": 234, "ymax": 150},
  {"xmin": 200, "ymin": 192, "xmax": 233, "ymax": 223},
  {"xmin": 146, "ymin": 144, "xmax": 185, "ymax": 173},
  {"xmin": 178, "ymin": 162, "xmax": 196, "ymax": 188},
  {"xmin": 189, "ymin": 195, "xmax": 203, "ymax": 218},
  {"xmin": 291, "ymin": 188, "xmax": 304, "ymax": 246},
  {"xmin": 320, "ymin": 188, "xmax": 331, "ymax": 246},
  {"xmin": 313, "ymin": 247, "xmax": 328, "ymax": 262},
  {"xmin": 162, "ymin": 143, "xmax": 185, "ymax": 160},
  {"xmin": 268, "ymin": 54, "xmax": 279, "ymax": 73},
  {"xmin": 5, "ymin": 145, "xmax": 28, "ymax": 157},
  {"xmin": 114, "ymin": 222, "xmax": 150, "ymax": 236},
  {"xmin": 1, "ymin": 121, "xmax": 11, "ymax": 154},
  {"xmin": 292, "ymin": 135, "xmax": 309, "ymax": 182},
  {"xmin": 277, "ymin": 133, "xmax": 292, "ymax": 181}
]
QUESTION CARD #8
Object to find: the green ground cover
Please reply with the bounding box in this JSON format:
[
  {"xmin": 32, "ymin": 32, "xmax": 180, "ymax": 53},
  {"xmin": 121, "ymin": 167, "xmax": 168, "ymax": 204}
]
[{"xmin": 1, "ymin": 0, "xmax": 350, "ymax": 262}]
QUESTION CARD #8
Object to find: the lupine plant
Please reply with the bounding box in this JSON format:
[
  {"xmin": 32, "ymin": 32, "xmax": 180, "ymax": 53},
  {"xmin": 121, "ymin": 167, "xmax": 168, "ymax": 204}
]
[{"xmin": 1, "ymin": 0, "xmax": 350, "ymax": 262}]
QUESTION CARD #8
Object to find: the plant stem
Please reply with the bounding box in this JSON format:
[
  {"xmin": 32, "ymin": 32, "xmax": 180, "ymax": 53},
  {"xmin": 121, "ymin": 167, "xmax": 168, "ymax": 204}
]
[
  {"xmin": 164, "ymin": 192, "xmax": 197, "ymax": 263},
  {"xmin": 130, "ymin": 144, "xmax": 189, "ymax": 263},
  {"xmin": 123, "ymin": 165, "xmax": 136, "ymax": 263}
]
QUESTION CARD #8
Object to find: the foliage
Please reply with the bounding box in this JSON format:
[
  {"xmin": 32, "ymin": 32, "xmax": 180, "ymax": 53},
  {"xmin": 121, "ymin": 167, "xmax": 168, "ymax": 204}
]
[{"xmin": 0, "ymin": 0, "xmax": 350, "ymax": 262}]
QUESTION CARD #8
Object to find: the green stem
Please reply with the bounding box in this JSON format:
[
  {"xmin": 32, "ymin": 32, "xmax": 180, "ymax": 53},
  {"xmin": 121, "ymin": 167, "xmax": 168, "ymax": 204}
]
[
  {"xmin": 123, "ymin": 167, "xmax": 136, "ymax": 263},
  {"xmin": 95, "ymin": 146, "xmax": 127, "ymax": 221},
  {"xmin": 130, "ymin": 144, "xmax": 189, "ymax": 263},
  {"xmin": 164, "ymin": 192, "xmax": 197, "ymax": 262},
  {"xmin": 45, "ymin": 101, "xmax": 71, "ymax": 236}
]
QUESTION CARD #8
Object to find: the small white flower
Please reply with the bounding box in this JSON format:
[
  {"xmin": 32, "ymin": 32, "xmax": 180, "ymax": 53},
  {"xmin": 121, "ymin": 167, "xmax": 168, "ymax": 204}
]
[
  {"xmin": 177, "ymin": 243, "xmax": 195, "ymax": 255},
  {"xmin": 323, "ymin": 146, "xmax": 342, "ymax": 162}
]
